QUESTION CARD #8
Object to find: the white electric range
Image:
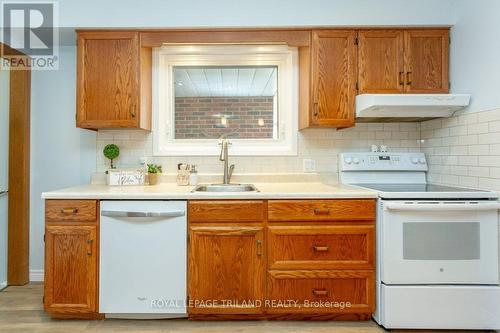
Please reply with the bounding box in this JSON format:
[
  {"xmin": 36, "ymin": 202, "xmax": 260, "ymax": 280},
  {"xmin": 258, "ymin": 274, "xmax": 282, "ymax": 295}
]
[{"xmin": 339, "ymin": 152, "xmax": 500, "ymax": 330}]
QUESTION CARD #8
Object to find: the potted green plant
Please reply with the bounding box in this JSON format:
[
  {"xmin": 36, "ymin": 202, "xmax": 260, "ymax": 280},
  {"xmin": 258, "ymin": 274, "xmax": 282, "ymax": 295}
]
[
  {"xmin": 103, "ymin": 144, "xmax": 120, "ymax": 169},
  {"xmin": 147, "ymin": 164, "xmax": 163, "ymax": 185}
]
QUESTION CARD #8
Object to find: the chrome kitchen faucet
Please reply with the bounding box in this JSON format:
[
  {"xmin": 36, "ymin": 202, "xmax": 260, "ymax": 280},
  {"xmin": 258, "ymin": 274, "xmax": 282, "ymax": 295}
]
[{"xmin": 219, "ymin": 137, "xmax": 235, "ymax": 184}]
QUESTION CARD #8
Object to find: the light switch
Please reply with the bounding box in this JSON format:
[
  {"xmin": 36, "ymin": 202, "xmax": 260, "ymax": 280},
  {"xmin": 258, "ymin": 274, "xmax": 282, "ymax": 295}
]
[{"xmin": 303, "ymin": 159, "xmax": 316, "ymax": 173}]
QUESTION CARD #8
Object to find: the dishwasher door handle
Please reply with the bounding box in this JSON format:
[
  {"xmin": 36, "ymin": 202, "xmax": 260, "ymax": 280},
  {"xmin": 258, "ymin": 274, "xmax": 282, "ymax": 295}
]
[{"xmin": 101, "ymin": 210, "xmax": 186, "ymax": 218}]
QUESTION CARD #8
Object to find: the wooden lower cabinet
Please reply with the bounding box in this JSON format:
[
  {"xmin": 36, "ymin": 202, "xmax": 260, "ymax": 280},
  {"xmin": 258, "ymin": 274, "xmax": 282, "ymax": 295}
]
[
  {"xmin": 44, "ymin": 225, "xmax": 98, "ymax": 315},
  {"xmin": 187, "ymin": 199, "xmax": 376, "ymax": 320},
  {"xmin": 267, "ymin": 199, "xmax": 376, "ymax": 222},
  {"xmin": 267, "ymin": 270, "xmax": 375, "ymax": 315},
  {"xmin": 268, "ymin": 225, "xmax": 375, "ymax": 270},
  {"xmin": 188, "ymin": 225, "xmax": 265, "ymax": 314}
]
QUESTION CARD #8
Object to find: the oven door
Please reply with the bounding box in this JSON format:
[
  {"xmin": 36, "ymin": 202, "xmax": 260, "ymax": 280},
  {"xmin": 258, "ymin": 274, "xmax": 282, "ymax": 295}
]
[{"xmin": 381, "ymin": 200, "xmax": 499, "ymax": 285}]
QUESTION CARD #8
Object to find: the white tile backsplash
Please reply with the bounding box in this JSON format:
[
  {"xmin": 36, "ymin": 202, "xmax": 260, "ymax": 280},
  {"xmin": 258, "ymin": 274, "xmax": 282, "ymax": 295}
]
[
  {"xmin": 422, "ymin": 108, "xmax": 500, "ymax": 191},
  {"xmin": 95, "ymin": 108, "xmax": 500, "ymax": 192},
  {"xmin": 96, "ymin": 123, "xmax": 421, "ymax": 178}
]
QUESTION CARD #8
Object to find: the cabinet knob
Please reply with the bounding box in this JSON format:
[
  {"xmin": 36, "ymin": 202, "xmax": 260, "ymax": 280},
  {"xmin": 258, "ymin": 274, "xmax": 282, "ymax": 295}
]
[
  {"xmin": 87, "ymin": 239, "xmax": 93, "ymax": 256},
  {"xmin": 406, "ymin": 72, "xmax": 412, "ymax": 85},
  {"xmin": 60, "ymin": 208, "xmax": 78, "ymax": 215},
  {"xmin": 256, "ymin": 240, "xmax": 263, "ymax": 257},
  {"xmin": 312, "ymin": 289, "xmax": 329, "ymax": 297},
  {"xmin": 312, "ymin": 245, "xmax": 330, "ymax": 252},
  {"xmin": 313, "ymin": 102, "xmax": 319, "ymax": 118},
  {"xmin": 399, "ymin": 72, "xmax": 404, "ymax": 86},
  {"xmin": 313, "ymin": 208, "xmax": 330, "ymax": 215},
  {"xmin": 130, "ymin": 109, "xmax": 136, "ymax": 118}
]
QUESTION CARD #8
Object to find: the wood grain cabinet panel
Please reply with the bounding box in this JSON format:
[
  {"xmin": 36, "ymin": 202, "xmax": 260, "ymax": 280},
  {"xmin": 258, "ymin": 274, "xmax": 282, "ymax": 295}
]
[
  {"xmin": 76, "ymin": 31, "xmax": 151, "ymax": 130},
  {"xmin": 268, "ymin": 200, "xmax": 376, "ymax": 222},
  {"xmin": 189, "ymin": 201, "xmax": 265, "ymax": 223},
  {"xmin": 268, "ymin": 226, "xmax": 375, "ymax": 270},
  {"xmin": 45, "ymin": 200, "xmax": 97, "ymax": 223},
  {"xmin": 309, "ymin": 30, "xmax": 357, "ymax": 128},
  {"xmin": 267, "ymin": 270, "xmax": 375, "ymax": 314},
  {"xmin": 358, "ymin": 30, "xmax": 405, "ymax": 94},
  {"xmin": 188, "ymin": 226, "xmax": 265, "ymax": 314},
  {"xmin": 44, "ymin": 225, "xmax": 98, "ymax": 314},
  {"xmin": 404, "ymin": 29, "xmax": 449, "ymax": 93}
]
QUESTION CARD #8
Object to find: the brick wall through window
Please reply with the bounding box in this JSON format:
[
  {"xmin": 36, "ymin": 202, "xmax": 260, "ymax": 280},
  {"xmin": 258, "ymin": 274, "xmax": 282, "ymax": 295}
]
[{"xmin": 174, "ymin": 96, "xmax": 275, "ymax": 139}]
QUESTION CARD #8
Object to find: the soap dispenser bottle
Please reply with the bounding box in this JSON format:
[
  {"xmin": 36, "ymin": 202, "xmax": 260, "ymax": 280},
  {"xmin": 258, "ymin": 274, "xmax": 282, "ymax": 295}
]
[{"xmin": 189, "ymin": 165, "xmax": 198, "ymax": 186}]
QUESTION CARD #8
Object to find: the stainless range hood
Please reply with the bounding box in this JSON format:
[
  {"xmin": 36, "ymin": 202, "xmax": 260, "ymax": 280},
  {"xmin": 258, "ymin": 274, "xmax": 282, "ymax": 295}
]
[{"xmin": 356, "ymin": 94, "xmax": 471, "ymax": 121}]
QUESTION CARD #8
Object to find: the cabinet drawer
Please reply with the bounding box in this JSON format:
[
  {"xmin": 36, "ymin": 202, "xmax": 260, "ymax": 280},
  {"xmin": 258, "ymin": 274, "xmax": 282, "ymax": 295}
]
[
  {"xmin": 46, "ymin": 200, "xmax": 98, "ymax": 223},
  {"xmin": 268, "ymin": 226, "xmax": 374, "ymax": 270},
  {"xmin": 189, "ymin": 201, "xmax": 265, "ymax": 222},
  {"xmin": 267, "ymin": 270, "xmax": 374, "ymax": 314},
  {"xmin": 268, "ymin": 200, "xmax": 375, "ymax": 222}
]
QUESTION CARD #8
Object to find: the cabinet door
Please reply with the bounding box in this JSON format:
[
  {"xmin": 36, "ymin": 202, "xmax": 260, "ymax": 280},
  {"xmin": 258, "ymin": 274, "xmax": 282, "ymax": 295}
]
[
  {"xmin": 188, "ymin": 226, "xmax": 265, "ymax": 314},
  {"xmin": 311, "ymin": 30, "xmax": 357, "ymax": 128},
  {"xmin": 267, "ymin": 270, "xmax": 375, "ymax": 314},
  {"xmin": 77, "ymin": 31, "xmax": 140, "ymax": 129},
  {"xmin": 268, "ymin": 225, "xmax": 375, "ymax": 270},
  {"xmin": 404, "ymin": 29, "xmax": 449, "ymax": 93},
  {"xmin": 44, "ymin": 225, "xmax": 97, "ymax": 314},
  {"xmin": 358, "ymin": 30, "xmax": 405, "ymax": 93}
]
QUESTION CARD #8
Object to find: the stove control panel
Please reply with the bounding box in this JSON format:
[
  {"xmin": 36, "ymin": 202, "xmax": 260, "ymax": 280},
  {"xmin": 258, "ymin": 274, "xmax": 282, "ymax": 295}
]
[{"xmin": 340, "ymin": 152, "xmax": 428, "ymax": 171}]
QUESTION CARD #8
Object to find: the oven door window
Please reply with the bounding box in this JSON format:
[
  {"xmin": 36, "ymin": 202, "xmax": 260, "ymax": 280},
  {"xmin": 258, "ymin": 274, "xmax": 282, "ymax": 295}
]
[{"xmin": 403, "ymin": 222, "xmax": 480, "ymax": 260}]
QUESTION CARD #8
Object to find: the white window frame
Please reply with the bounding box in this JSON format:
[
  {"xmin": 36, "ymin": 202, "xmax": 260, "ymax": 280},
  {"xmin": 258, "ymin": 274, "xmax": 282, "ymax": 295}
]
[{"xmin": 152, "ymin": 44, "xmax": 298, "ymax": 156}]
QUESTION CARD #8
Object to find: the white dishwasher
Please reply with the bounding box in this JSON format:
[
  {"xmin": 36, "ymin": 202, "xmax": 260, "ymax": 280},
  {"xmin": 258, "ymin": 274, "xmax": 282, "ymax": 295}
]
[{"xmin": 99, "ymin": 200, "xmax": 187, "ymax": 318}]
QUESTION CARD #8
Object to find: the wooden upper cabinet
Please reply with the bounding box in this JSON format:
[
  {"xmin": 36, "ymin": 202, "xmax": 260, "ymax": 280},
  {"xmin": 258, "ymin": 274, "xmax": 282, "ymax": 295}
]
[
  {"xmin": 358, "ymin": 29, "xmax": 449, "ymax": 94},
  {"xmin": 44, "ymin": 225, "xmax": 97, "ymax": 314},
  {"xmin": 188, "ymin": 226, "xmax": 265, "ymax": 314},
  {"xmin": 306, "ymin": 30, "xmax": 357, "ymax": 128},
  {"xmin": 76, "ymin": 31, "xmax": 151, "ymax": 130},
  {"xmin": 404, "ymin": 29, "xmax": 449, "ymax": 93},
  {"xmin": 358, "ymin": 30, "xmax": 405, "ymax": 94}
]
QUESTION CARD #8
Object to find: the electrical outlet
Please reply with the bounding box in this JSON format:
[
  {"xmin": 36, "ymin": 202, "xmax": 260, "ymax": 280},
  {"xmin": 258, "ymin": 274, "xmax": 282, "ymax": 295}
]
[{"xmin": 303, "ymin": 159, "xmax": 316, "ymax": 173}]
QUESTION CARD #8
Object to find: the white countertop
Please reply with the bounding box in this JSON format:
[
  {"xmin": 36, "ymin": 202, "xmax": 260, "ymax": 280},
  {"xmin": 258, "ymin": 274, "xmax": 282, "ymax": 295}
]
[{"xmin": 41, "ymin": 182, "xmax": 378, "ymax": 200}]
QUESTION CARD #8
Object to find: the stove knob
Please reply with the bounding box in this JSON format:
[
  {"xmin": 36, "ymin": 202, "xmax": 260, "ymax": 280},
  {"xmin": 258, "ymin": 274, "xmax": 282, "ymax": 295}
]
[
  {"xmin": 419, "ymin": 157, "xmax": 426, "ymax": 164},
  {"xmin": 411, "ymin": 157, "xmax": 419, "ymax": 164},
  {"xmin": 345, "ymin": 157, "xmax": 352, "ymax": 164},
  {"xmin": 353, "ymin": 157, "xmax": 360, "ymax": 164}
]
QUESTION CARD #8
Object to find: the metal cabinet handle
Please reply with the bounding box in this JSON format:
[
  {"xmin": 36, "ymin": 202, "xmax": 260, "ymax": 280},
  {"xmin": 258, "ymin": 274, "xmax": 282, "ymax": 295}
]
[
  {"xmin": 312, "ymin": 245, "xmax": 330, "ymax": 252},
  {"xmin": 406, "ymin": 71, "xmax": 412, "ymax": 85},
  {"xmin": 312, "ymin": 289, "xmax": 329, "ymax": 296},
  {"xmin": 256, "ymin": 240, "xmax": 263, "ymax": 257},
  {"xmin": 87, "ymin": 239, "xmax": 93, "ymax": 256},
  {"xmin": 101, "ymin": 210, "xmax": 185, "ymax": 218},
  {"xmin": 399, "ymin": 71, "xmax": 404, "ymax": 86},
  {"xmin": 60, "ymin": 208, "xmax": 78, "ymax": 215},
  {"xmin": 0, "ymin": 190, "xmax": 8, "ymax": 197},
  {"xmin": 313, "ymin": 102, "xmax": 319, "ymax": 117},
  {"xmin": 313, "ymin": 208, "xmax": 330, "ymax": 215}
]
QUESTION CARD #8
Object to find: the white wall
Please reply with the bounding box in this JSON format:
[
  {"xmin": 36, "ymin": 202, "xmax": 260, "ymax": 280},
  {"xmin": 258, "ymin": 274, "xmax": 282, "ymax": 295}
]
[
  {"xmin": 450, "ymin": 0, "xmax": 500, "ymax": 112},
  {"xmin": 30, "ymin": 46, "xmax": 96, "ymax": 272},
  {"xmin": 29, "ymin": 0, "xmax": 457, "ymax": 273},
  {"xmin": 0, "ymin": 68, "xmax": 9, "ymax": 287},
  {"xmin": 58, "ymin": 0, "xmax": 455, "ymax": 28}
]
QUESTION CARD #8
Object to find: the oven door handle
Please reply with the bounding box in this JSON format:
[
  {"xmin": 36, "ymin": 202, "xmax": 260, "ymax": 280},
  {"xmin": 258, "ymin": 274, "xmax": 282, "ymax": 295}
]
[{"xmin": 384, "ymin": 202, "xmax": 500, "ymax": 211}]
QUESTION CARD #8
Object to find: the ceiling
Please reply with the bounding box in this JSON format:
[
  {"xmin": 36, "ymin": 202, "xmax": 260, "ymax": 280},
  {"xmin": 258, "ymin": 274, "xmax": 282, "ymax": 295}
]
[{"xmin": 174, "ymin": 67, "xmax": 277, "ymax": 98}]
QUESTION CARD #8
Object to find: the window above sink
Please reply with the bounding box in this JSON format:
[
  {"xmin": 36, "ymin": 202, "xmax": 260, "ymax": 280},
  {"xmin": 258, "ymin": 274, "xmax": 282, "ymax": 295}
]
[{"xmin": 152, "ymin": 44, "xmax": 298, "ymax": 156}]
